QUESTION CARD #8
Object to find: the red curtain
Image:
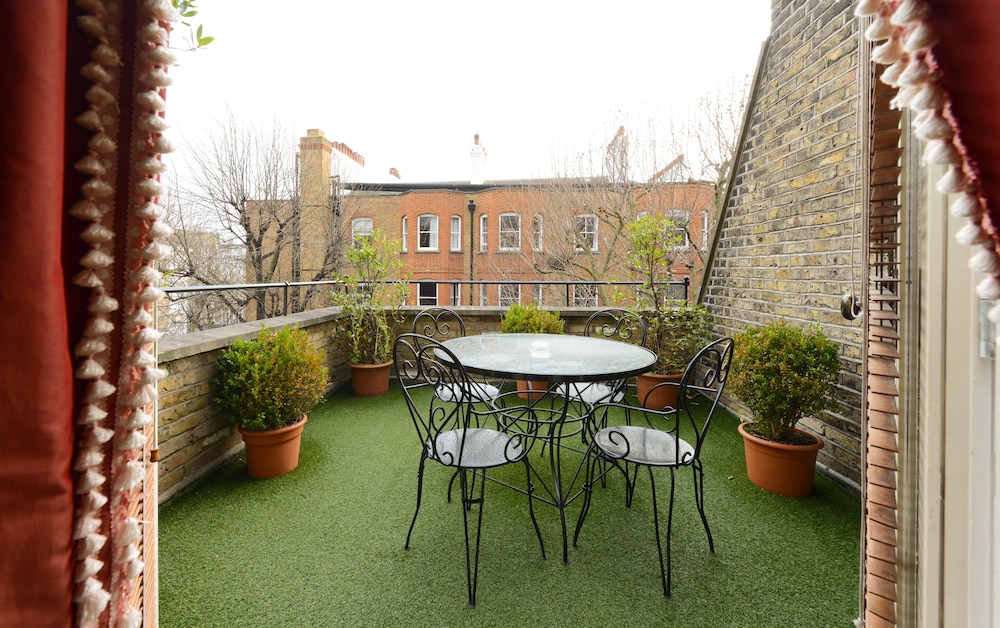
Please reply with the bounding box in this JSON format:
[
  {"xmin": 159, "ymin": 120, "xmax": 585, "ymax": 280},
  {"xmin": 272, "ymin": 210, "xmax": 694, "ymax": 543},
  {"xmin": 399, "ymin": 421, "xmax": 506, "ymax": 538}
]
[{"xmin": 0, "ymin": 4, "xmax": 78, "ymax": 626}]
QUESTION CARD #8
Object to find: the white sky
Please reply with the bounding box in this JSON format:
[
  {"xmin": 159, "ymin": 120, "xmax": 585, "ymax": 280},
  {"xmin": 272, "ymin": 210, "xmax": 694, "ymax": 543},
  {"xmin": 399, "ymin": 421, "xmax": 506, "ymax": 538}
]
[{"xmin": 165, "ymin": 0, "xmax": 771, "ymax": 183}]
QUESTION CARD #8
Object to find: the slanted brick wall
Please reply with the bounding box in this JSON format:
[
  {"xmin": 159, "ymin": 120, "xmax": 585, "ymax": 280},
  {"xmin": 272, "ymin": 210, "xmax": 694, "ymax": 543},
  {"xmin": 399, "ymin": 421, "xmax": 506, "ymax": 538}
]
[{"xmin": 703, "ymin": 0, "xmax": 864, "ymax": 487}]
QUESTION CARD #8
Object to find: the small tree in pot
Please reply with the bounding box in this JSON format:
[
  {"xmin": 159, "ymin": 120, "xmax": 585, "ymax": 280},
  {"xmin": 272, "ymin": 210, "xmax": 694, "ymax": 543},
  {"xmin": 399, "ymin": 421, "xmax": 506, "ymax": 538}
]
[
  {"xmin": 214, "ymin": 325, "xmax": 329, "ymax": 478},
  {"xmin": 500, "ymin": 303, "xmax": 564, "ymax": 398},
  {"xmin": 330, "ymin": 228, "xmax": 409, "ymax": 397},
  {"xmin": 729, "ymin": 320, "xmax": 841, "ymax": 496}
]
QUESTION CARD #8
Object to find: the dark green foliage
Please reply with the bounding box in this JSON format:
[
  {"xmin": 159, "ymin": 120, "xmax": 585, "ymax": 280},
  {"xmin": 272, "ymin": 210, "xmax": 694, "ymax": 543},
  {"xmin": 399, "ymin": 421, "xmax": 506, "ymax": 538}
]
[
  {"xmin": 214, "ymin": 325, "xmax": 328, "ymax": 431},
  {"xmin": 646, "ymin": 304, "xmax": 714, "ymax": 374},
  {"xmin": 729, "ymin": 321, "xmax": 842, "ymax": 442},
  {"xmin": 500, "ymin": 303, "xmax": 565, "ymax": 334}
]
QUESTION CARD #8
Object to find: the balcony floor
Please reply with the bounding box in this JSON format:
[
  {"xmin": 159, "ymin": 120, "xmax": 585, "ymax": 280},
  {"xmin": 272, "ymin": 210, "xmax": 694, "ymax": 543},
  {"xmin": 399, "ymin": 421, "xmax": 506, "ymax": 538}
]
[{"xmin": 159, "ymin": 385, "xmax": 861, "ymax": 626}]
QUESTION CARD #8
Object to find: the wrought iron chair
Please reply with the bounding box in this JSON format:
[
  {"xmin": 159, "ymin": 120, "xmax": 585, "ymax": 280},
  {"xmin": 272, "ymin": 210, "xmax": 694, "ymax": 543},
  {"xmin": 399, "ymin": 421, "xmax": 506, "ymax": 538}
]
[
  {"xmin": 394, "ymin": 333, "xmax": 546, "ymax": 607},
  {"xmin": 412, "ymin": 308, "xmax": 500, "ymax": 403},
  {"xmin": 572, "ymin": 336, "xmax": 734, "ymax": 597},
  {"xmin": 568, "ymin": 308, "xmax": 648, "ymax": 404}
]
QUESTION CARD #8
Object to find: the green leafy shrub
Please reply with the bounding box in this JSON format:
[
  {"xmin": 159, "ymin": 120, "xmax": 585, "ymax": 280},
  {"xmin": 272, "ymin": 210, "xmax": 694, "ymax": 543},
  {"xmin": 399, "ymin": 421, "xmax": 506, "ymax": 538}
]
[
  {"xmin": 646, "ymin": 304, "xmax": 714, "ymax": 374},
  {"xmin": 500, "ymin": 303, "xmax": 564, "ymax": 334},
  {"xmin": 729, "ymin": 321, "xmax": 841, "ymax": 442},
  {"xmin": 330, "ymin": 229, "xmax": 409, "ymax": 365},
  {"xmin": 214, "ymin": 325, "xmax": 329, "ymax": 431}
]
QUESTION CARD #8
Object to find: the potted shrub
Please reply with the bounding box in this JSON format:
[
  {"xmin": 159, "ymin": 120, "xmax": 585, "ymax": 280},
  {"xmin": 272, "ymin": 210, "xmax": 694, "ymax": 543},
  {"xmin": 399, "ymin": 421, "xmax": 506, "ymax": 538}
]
[
  {"xmin": 214, "ymin": 325, "xmax": 329, "ymax": 478},
  {"xmin": 330, "ymin": 228, "xmax": 409, "ymax": 397},
  {"xmin": 500, "ymin": 302, "xmax": 564, "ymax": 399},
  {"xmin": 729, "ymin": 320, "xmax": 842, "ymax": 497},
  {"xmin": 624, "ymin": 212, "xmax": 713, "ymax": 408}
]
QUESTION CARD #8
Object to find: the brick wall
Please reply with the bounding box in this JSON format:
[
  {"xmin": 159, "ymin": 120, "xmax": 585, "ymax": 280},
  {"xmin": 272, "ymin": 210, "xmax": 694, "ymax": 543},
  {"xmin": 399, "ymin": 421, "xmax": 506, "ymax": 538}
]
[{"xmin": 703, "ymin": 0, "xmax": 864, "ymax": 487}]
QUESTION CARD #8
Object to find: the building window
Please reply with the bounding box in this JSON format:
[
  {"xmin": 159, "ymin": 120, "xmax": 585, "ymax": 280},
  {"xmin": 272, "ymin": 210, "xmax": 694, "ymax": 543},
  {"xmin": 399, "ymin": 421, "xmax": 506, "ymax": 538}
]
[
  {"xmin": 450, "ymin": 215, "xmax": 462, "ymax": 252},
  {"xmin": 702, "ymin": 211, "xmax": 710, "ymax": 248},
  {"xmin": 418, "ymin": 282, "xmax": 437, "ymax": 306},
  {"xmin": 352, "ymin": 217, "xmax": 372, "ymax": 246},
  {"xmin": 418, "ymin": 215, "xmax": 438, "ymax": 251},
  {"xmin": 450, "ymin": 283, "xmax": 461, "ymax": 306},
  {"xmin": 573, "ymin": 283, "xmax": 598, "ymax": 306},
  {"xmin": 479, "ymin": 214, "xmax": 488, "ymax": 251},
  {"xmin": 531, "ymin": 214, "xmax": 543, "ymax": 252},
  {"xmin": 499, "ymin": 213, "xmax": 520, "ymax": 251},
  {"xmin": 665, "ymin": 210, "xmax": 690, "ymax": 248},
  {"xmin": 401, "ymin": 216, "xmax": 408, "ymax": 252},
  {"xmin": 534, "ymin": 284, "xmax": 543, "ymax": 304},
  {"xmin": 479, "ymin": 283, "xmax": 488, "ymax": 306},
  {"xmin": 574, "ymin": 214, "xmax": 598, "ymax": 252},
  {"xmin": 499, "ymin": 284, "xmax": 520, "ymax": 306}
]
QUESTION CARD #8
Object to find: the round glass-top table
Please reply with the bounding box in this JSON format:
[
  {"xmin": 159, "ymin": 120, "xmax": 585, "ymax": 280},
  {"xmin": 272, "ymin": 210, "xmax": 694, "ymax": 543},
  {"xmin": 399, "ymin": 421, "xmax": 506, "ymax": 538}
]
[{"xmin": 439, "ymin": 333, "xmax": 656, "ymax": 383}]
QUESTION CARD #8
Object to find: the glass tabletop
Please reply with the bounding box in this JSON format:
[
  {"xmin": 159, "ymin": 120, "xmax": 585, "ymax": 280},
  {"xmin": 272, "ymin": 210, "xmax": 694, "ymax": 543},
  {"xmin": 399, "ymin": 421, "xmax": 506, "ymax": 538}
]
[{"xmin": 440, "ymin": 333, "xmax": 656, "ymax": 382}]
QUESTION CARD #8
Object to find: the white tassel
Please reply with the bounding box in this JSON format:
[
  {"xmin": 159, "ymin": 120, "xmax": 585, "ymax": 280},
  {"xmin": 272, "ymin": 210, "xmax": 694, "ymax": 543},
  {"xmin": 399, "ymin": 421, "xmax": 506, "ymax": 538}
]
[
  {"xmin": 75, "ymin": 336, "xmax": 108, "ymax": 357},
  {"xmin": 73, "ymin": 448, "xmax": 105, "ymax": 471},
  {"xmin": 915, "ymin": 111, "xmax": 952, "ymax": 141},
  {"xmin": 73, "ymin": 514, "xmax": 102, "ymax": 540},
  {"xmin": 140, "ymin": 67, "xmax": 173, "ymax": 87},
  {"xmin": 89, "ymin": 294, "xmax": 120, "ymax": 314},
  {"xmin": 76, "ymin": 358, "xmax": 106, "ymax": 379},
  {"xmin": 910, "ymin": 82, "xmax": 946, "ymax": 112},
  {"xmin": 77, "ymin": 15, "xmax": 106, "ymax": 38},
  {"xmin": 114, "ymin": 461, "xmax": 146, "ymax": 492},
  {"xmin": 128, "ymin": 307, "xmax": 154, "ymax": 327},
  {"xmin": 923, "ymin": 139, "xmax": 960, "ymax": 165},
  {"xmin": 977, "ymin": 275, "xmax": 1000, "ymax": 300},
  {"xmin": 81, "ymin": 223, "xmax": 115, "ymax": 244},
  {"xmin": 125, "ymin": 409, "xmax": 153, "ymax": 429},
  {"xmin": 123, "ymin": 384, "xmax": 156, "ymax": 407},
  {"xmin": 865, "ymin": 15, "xmax": 895, "ymax": 41},
  {"xmin": 879, "ymin": 61, "xmax": 904, "ymax": 86},
  {"xmin": 956, "ymin": 221, "xmax": 990, "ymax": 246},
  {"xmin": 137, "ymin": 155, "xmax": 168, "ymax": 175},
  {"xmin": 147, "ymin": 220, "xmax": 173, "ymax": 239},
  {"xmin": 904, "ymin": 21, "xmax": 938, "ymax": 54},
  {"xmin": 116, "ymin": 518, "xmax": 143, "ymax": 546},
  {"xmin": 82, "ymin": 177, "xmax": 114, "ymax": 199},
  {"xmin": 84, "ymin": 316, "xmax": 115, "ymax": 337},
  {"xmin": 891, "ymin": 0, "xmax": 931, "ymax": 26},
  {"xmin": 134, "ymin": 201, "xmax": 163, "ymax": 220},
  {"xmin": 80, "ymin": 248, "xmax": 114, "ymax": 269},
  {"xmin": 74, "ymin": 578, "xmax": 111, "ymax": 626},
  {"xmin": 75, "ymin": 109, "xmax": 103, "ymax": 131},
  {"xmin": 80, "ymin": 490, "xmax": 109, "ymax": 512},
  {"xmin": 74, "ymin": 155, "xmax": 106, "ymax": 176},
  {"xmin": 116, "ymin": 607, "xmax": 143, "ymax": 628},
  {"xmin": 74, "ymin": 556, "xmax": 104, "ymax": 582},
  {"xmin": 135, "ymin": 90, "xmax": 167, "ymax": 112},
  {"xmin": 77, "ymin": 403, "xmax": 108, "ymax": 425},
  {"xmin": 152, "ymin": 135, "xmax": 176, "ymax": 153},
  {"xmin": 76, "ymin": 469, "xmax": 106, "ymax": 494},
  {"xmin": 134, "ymin": 326, "xmax": 163, "ymax": 345},
  {"xmin": 117, "ymin": 430, "xmax": 147, "ymax": 451},
  {"xmin": 140, "ymin": 367, "xmax": 167, "ymax": 385},
  {"xmin": 135, "ymin": 284, "xmax": 167, "ymax": 302},
  {"xmin": 83, "ymin": 378, "xmax": 116, "ymax": 403},
  {"xmin": 145, "ymin": 0, "xmax": 182, "ymax": 20},
  {"xmin": 137, "ymin": 177, "xmax": 164, "ymax": 197},
  {"xmin": 970, "ymin": 247, "xmax": 1000, "ymax": 274},
  {"xmin": 137, "ymin": 23, "xmax": 169, "ymax": 46},
  {"xmin": 124, "ymin": 558, "xmax": 145, "ymax": 580},
  {"xmin": 950, "ymin": 192, "xmax": 983, "ymax": 218},
  {"xmin": 91, "ymin": 44, "xmax": 121, "ymax": 66},
  {"xmin": 115, "ymin": 544, "xmax": 140, "ymax": 565},
  {"xmin": 872, "ymin": 37, "xmax": 904, "ymax": 65},
  {"xmin": 81, "ymin": 62, "xmax": 113, "ymax": 85},
  {"xmin": 70, "ymin": 199, "xmax": 102, "ymax": 220},
  {"xmin": 72, "ymin": 269, "xmax": 104, "ymax": 289},
  {"xmin": 890, "ymin": 85, "xmax": 917, "ymax": 110},
  {"xmin": 899, "ymin": 56, "xmax": 932, "ymax": 87},
  {"xmin": 88, "ymin": 132, "xmax": 117, "ymax": 154},
  {"xmin": 84, "ymin": 426, "xmax": 115, "ymax": 447},
  {"xmin": 85, "ymin": 85, "xmax": 115, "ymax": 106},
  {"xmin": 854, "ymin": 0, "xmax": 883, "ymax": 17},
  {"xmin": 76, "ymin": 533, "xmax": 108, "ymax": 558},
  {"xmin": 133, "ymin": 265, "xmax": 161, "ymax": 285},
  {"xmin": 138, "ymin": 241, "xmax": 171, "ymax": 261},
  {"xmin": 144, "ymin": 45, "xmax": 177, "ymax": 66},
  {"xmin": 138, "ymin": 114, "xmax": 170, "ymax": 133},
  {"xmin": 988, "ymin": 301, "xmax": 1000, "ymax": 325},
  {"xmin": 128, "ymin": 349, "xmax": 157, "ymax": 368}
]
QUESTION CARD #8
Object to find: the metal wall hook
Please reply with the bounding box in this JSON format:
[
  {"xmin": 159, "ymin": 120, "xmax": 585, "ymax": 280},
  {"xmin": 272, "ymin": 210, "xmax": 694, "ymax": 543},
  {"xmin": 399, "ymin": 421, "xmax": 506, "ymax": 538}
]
[{"xmin": 841, "ymin": 294, "xmax": 863, "ymax": 321}]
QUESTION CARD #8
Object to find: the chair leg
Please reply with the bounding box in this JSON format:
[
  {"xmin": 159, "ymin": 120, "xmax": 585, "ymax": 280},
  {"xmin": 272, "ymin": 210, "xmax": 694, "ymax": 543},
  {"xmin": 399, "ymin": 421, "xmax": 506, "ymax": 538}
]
[
  {"xmin": 523, "ymin": 459, "xmax": 546, "ymax": 560},
  {"xmin": 446, "ymin": 468, "xmax": 459, "ymax": 504},
  {"xmin": 405, "ymin": 454, "xmax": 427, "ymax": 550},
  {"xmin": 647, "ymin": 465, "xmax": 676, "ymax": 598},
  {"xmin": 572, "ymin": 451, "xmax": 602, "ymax": 548},
  {"xmin": 460, "ymin": 468, "xmax": 486, "ymax": 608},
  {"xmin": 692, "ymin": 461, "xmax": 715, "ymax": 552}
]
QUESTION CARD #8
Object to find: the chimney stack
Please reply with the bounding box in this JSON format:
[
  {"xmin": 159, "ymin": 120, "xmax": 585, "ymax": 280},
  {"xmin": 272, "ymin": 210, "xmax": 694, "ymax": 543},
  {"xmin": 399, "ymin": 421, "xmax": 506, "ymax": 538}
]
[{"xmin": 470, "ymin": 133, "xmax": 486, "ymax": 184}]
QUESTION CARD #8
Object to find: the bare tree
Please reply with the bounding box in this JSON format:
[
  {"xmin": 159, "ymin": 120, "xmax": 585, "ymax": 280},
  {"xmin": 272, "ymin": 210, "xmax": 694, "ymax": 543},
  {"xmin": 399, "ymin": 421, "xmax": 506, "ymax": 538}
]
[{"xmin": 685, "ymin": 74, "xmax": 753, "ymax": 203}]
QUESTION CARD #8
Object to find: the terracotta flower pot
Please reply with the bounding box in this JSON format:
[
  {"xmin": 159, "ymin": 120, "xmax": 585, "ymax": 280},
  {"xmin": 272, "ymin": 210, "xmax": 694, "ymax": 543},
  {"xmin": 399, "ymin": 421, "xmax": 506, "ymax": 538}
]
[
  {"xmin": 516, "ymin": 379, "xmax": 548, "ymax": 400},
  {"xmin": 635, "ymin": 372, "xmax": 683, "ymax": 409},
  {"xmin": 238, "ymin": 415, "xmax": 307, "ymax": 479},
  {"xmin": 738, "ymin": 422, "xmax": 825, "ymax": 497},
  {"xmin": 350, "ymin": 360, "xmax": 393, "ymax": 397}
]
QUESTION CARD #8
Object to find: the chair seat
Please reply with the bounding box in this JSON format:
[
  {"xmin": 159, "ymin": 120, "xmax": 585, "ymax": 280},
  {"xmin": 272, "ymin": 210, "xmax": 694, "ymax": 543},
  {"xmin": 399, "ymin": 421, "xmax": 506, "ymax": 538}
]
[
  {"xmin": 429, "ymin": 428, "xmax": 524, "ymax": 469},
  {"xmin": 567, "ymin": 382, "xmax": 624, "ymax": 404},
  {"xmin": 593, "ymin": 425, "xmax": 695, "ymax": 466},
  {"xmin": 435, "ymin": 382, "xmax": 500, "ymax": 403}
]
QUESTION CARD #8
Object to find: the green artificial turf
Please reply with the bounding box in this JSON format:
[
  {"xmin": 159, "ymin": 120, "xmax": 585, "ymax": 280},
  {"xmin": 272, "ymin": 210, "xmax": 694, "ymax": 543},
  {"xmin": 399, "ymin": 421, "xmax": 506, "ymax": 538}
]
[{"xmin": 159, "ymin": 385, "xmax": 862, "ymax": 627}]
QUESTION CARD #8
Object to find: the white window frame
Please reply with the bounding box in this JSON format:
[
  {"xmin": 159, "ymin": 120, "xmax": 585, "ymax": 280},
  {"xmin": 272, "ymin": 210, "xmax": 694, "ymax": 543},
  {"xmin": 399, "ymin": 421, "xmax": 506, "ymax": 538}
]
[
  {"xmin": 450, "ymin": 283, "xmax": 461, "ymax": 306},
  {"xmin": 572, "ymin": 283, "xmax": 598, "ymax": 306},
  {"xmin": 450, "ymin": 215, "xmax": 462, "ymax": 252},
  {"xmin": 665, "ymin": 209, "xmax": 691, "ymax": 249},
  {"xmin": 478, "ymin": 283, "xmax": 488, "ymax": 306},
  {"xmin": 352, "ymin": 217, "xmax": 373, "ymax": 245},
  {"xmin": 531, "ymin": 214, "xmax": 543, "ymax": 252},
  {"xmin": 534, "ymin": 284, "xmax": 543, "ymax": 304},
  {"xmin": 417, "ymin": 214, "xmax": 438, "ymax": 251},
  {"xmin": 401, "ymin": 216, "xmax": 408, "ymax": 252},
  {"xmin": 479, "ymin": 214, "xmax": 488, "ymax": 251},
  {"xmin": 418, "ymin": 281, "xmax": 437, "ymax": 306},
  {"xmin": 574, "ymin": 214, "xmax": 598, "ymax": 252},
  {"xmin": 499, "ymin": 284, "xmax": 520, "ymax": 306},
  {"xmin": 499, "ymin": 213, "xmax": 521, "ymax": 251}
]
